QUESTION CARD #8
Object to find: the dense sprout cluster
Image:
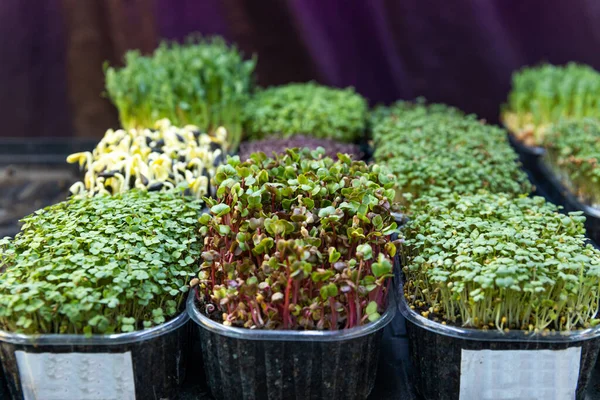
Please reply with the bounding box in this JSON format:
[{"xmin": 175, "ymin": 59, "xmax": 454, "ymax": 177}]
[
  {"xmin": 238, "ymin": 134, "xmax": 363, "ymax": 161},
  {"xmin": 373, "ymin": 103, "xmax": 531, "ymax": 205},
  {"xmin": 369, "ymin": 98, "xmax": 464, "ymax": 130},
  {"xmin": 67, "ymin": 119, "xmax": 226, "ymax": 199},
  {"xmin": 0, "ymin": 191, "xmax": 203, "ymax": 335},
  {"xmin": 402, "ymin": 193, "xmax": 600, "ymax": 332},
  {"xmin": 194, "ymin": 148, "xmax": 399, "ymax": 330},
  {"xmin": 244, "ymin": 83, "xmax": 368, "ymax": 143},
  {"xmin": 502, "ymin": 63, "xmax": 600, "ymax": 146},
  {"xmin": 544, "ymin": 118, "xmax": 600, "ymax": 207},
  {"xmin": 105, "ymin": 36, "xmax": 255, "ymax": 150}
]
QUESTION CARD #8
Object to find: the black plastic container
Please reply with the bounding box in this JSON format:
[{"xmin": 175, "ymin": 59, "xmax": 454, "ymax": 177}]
[
  {"xmin": 0, "ymin": 374, "xmax": 6, "ymax": 400},
  {"xmin": 0, "ymin": 138, "xmax": 96, "ymax": 166},
  {"xmin": 507, "ymin": 134, "xmax": 548, "ymax": 196},
  {"xmin": 536, "ymin": 159, "xmax": 600, "ymax": 247},
  {"xmin": 188, "ymin": 291, "xmax": 396, "ymax": 400},
  {"xmin": 399, "ymin": 289, "xmax": 600, "ymax": 400},
  {"xmin": 0, "ymin": 311, "xmax": 191, "ymax": 400}
]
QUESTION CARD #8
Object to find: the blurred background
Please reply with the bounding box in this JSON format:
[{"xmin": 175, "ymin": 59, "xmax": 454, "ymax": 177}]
[{"xmin": 3, "ymin": 0, "xmax": 600, "ymax": 139}]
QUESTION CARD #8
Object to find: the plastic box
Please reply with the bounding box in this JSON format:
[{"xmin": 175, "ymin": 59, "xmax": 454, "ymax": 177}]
[
  {"xmin": 398, "ymin": 285, "xmax": 600, "ymax": 400},
  {"xmin": 188, "ymin": 290, "xmax": 396, "ymax": 400},
  {"xmin": 506, "ymin": 134, "xmax": 549, "ymax": 197},
  {"xmin": 0, "ymin": 311, "xmax": 191, "ymax": 400},
  {"xmin": 536, "ymin": 159, "xmax": 600, "ymax": 247}
]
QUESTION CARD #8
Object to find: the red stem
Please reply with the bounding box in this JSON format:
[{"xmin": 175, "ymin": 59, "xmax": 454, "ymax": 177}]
[
  {"xmin": 293, "ymin": 280, "xmax": 299, "ymax": 304},
  {"xmin": 342, "ymin": 304, "xmax": 350, "ymax": 329},
  {"xmin": 355, "ymin": 295, "xmax": 362, "ymax": 326},
  {"xmin": 384, "ymin": 279, "xmax": 391, "ymax": 303},
  {"xmin": 329, "ymin": 297, "xmax": 338, "ymax": 330},
  {"xmin": 211, "ymin": 264, "xmax": 215, "ymax": 289},
  {"xmin": 347, "ymin": 292, "xmax": 356, "ymax": 328},
  {"xmin": 283, "ymin": 275, "xmax": 293, "ymax": 329}
]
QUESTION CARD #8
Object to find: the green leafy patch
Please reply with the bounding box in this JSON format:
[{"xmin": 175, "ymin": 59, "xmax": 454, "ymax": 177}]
[
  {"xmin": 501, "ymin": 63, "xmax": 600, "ymax": 146},
  {"xmin": 401, "ymin": 192, "xmax": 600, "ymax": 332},
  {"xmin": 196, "ymin": 148, "xmax": 399, "ymax": 331},
  {"xmin": 0, "ymin": 190, "xmax": 203, "ymax": 335},
  {"xmin": 243, "ymin": 82, "xmax": 367, "ymax": 143},
  {"xmin": 105, "ymin": 35, "xmax": 255, "ymax": 151}
]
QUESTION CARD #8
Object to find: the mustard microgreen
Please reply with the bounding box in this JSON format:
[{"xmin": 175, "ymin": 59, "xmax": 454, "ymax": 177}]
[
  {"xmin": 543, "ymin": 118, "xmax": 600, "ymax": 207},
  {"xmin": 0, "ymin": 190, "xmax": 203, "ymax": 335},
  {"xmin": 243, "ymin": 83, "xmax": 368, "ymax": 143},
  {"xmin": 402, "ymin": 192, "xmax": 600, "ymax": 332},
  {"xmin": 373, "ymin": 102, "xmax": 532, "ymax": 205},
  {"xmin": 369, "ymin": 97, "xmax": 464, "ymax": 130}
]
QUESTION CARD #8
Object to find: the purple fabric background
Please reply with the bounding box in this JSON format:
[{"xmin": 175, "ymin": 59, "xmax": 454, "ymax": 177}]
[
  {"xmin": 3, "ymin": 0, "xmax": 600, "ymax": 138},
  {"xmin": 0, "ymin": 0, "xmax": 71, "ymax": 138}
]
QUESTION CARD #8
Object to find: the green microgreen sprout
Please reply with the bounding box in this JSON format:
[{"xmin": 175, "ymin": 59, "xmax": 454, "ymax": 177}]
[
  {"xmin": 0, "ymin": 190, "xmax": 203, "ymax": 335},
  {"xmin": 67, "ymin": 119, "xmax": 226, "ymax": 198},
  {"xmin": 502, "ymin": 63, "xmax": 600, "ymax": 146},
  {"xmin": 105, "ymin": 35, "xmax": 256, "ymax": 151},
  {"xmin": 543, "ymin": 118, "xmax": 600, "ymax": 207},
  {"xmin": 401, "ymin": 192, "xmax": 600, "ymax": 333},
  {"xmin": 243, "ymin": 82, "xmax": 368, "ymax": 143},
  {"xmin": 369, "ymin": 97, "xmax": 465, "ymax": 130},
  {"xmin": 192, "ymin": 148, "xmax": 400, "ymax": 330},
  {"xmin": 372, "ymin": 101, "xmax": 532, "ymax": 206}
]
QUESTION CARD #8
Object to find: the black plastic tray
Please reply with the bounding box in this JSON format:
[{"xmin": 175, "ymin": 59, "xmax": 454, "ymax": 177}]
[
  {"xmin": 0, "ymin": 138, "xmax": 97, "ymax": 166},
  {"xmin": 189, "ymin": 289, "xmax": 395, "ymax": 400},
  {"xmin": 180, "ymin": 328, "xmax": 417, "ymax": 400},
  {"xmin": 405, "ymin": 317, "xmax": 599, "ymax": 400},
  {"xmin": 0, "ymin": 313, "xmax": 191, "ymax": 400},
  {"xmin": 178, "ymin": 323, "xmax": 600, "ymax": 400},
  {"xmin": 536, "ymin": 159, "xmax": 600, "ymax": 247},
  {"xmin": 507, "ymin": 134, "xmax": 548, "ymax": 197}
]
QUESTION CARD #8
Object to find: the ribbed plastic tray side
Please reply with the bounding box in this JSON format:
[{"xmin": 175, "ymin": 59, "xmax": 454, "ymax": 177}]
[
  {"xmin": 399, "ymin": 287, "xmax": 600, "ymax": 400},
  {"xmin": 189, "ymin": 290, "xmax": 396, "ymax": 400},
  {"xmin": 536, "ymin": 159, "xmax": 600, "ymax": 247},
  {"xmin": 199, "ymin": 325, "xmax": 384, "ymax": 400},
  {"xmin": 0, "ymin": 312, "xmax": 191, "ymax": 400},
  {"xmin": 405, "ymin": 319, "xmax": 600, "ymax": 400}
]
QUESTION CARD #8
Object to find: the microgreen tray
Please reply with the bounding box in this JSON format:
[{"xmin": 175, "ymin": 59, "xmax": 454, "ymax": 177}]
[
  {"xmin": 398, "ymin": 284, "xmax": 600, "ymax": 400},
  {"xmin": 188, "ymin": 290, "xmax": 396, "ymax": 400},
  {"xmin": 507, "ymin": 133, "xmax": 547, "ymax": 195},
  {"xmin": 537, "ymin": 159, "xmax": 600, "ymax": 247},
  {"xmin": 0, "ymin": 311, "xmax": 191, "ymax": 400}
]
